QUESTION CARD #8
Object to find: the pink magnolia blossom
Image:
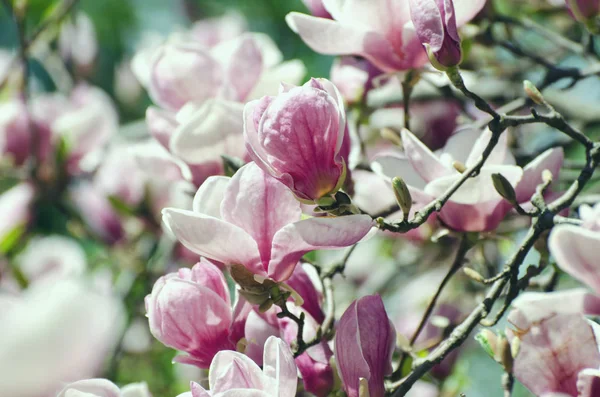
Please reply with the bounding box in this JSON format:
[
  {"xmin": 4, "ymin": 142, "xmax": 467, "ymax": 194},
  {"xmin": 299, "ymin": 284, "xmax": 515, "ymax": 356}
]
[
  {"xmin": 58, "ymin": 12, "xmax": 98, "ymax": 73},
  {"xmin": 57, "ymin": 379, "xmax": 152, "ymax": 397},
  {"xmin": 549, "ymin": 203, "xmax": 600, "ymax": 294},
  {"xmin": 70, "ymin": 183, "xmax": 124, "ymax": 245},
  {"xmin": 335, "ymin": 295, "xmax": 396, "ymax": 397},
  {"xmin": 286, "ymin": 0, "xmax": 486, "ymax": 72},
  {"xmin": 373, "ymin": 128, "xmax": 563, "ymax": 231},
  {"xmin": 163, "ymin": 162, "xmax": 373, "ymax": 282},
  {"xmin": 0, "ymin": 100, "xmax": 31, "ymax": 166},
  {"xmin": 0, "ymin": 280, "xmax": 124, "ymax": 397},
  {"xmin": 0, "ymin": 183, "xmax": 34, "ymax": 243},
  {"xmin": 244, "ymin": 78, "xmax": 349, "ymax": 202},
  {"xmin": 145, "ymin": 259, "xmax": 249, "ymax": 368},
  {"xmin": 330, "ymin": 57, "xmax": 383, "ymax": 104},
  {"xmin": 409, "ymin": 0, "xmax": 462, "ymax": 69},
  {"xmin": 507, "ymin": 313, "xmax": 600, "ymax": 397},
  {"xmin": 179, "ymin": 336, "xmax": 297, "ymax": 397}
]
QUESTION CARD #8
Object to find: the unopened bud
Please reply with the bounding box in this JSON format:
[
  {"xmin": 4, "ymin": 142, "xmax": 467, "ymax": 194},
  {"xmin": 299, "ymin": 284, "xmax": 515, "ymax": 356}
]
[
  {"xmin": 492, "ymin": 173, "xmax": 517, "ymax": 203},
  {"xmin": 496, "ymin": 335, "xmax": 513, "ymax": 373},
  {"xmin": 475, "ymin": 329, "xmax": 498, "ymax": 359},
  {"xmin": 453, "ymin": 161, "xmax": 467, "ymax": 173},
  {"xmin": 380, "ymin": 127, "xmax": 403, "ymax": 147},
  {"xmin": 463, "ymin": 267, "xmax": 485, "ymax": 283},
  {"xmin": 523, "ymin": 80, "xmax": 545, "ymax": 105},
  {"xmin": 392, "ymin": 176, "xmax": 412, "ymax": 219}
]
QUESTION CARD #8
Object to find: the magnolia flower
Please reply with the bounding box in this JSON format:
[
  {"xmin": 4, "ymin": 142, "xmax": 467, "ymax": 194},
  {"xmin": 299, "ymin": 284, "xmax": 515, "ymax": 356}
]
[
  {"xmin": 549, "ymin": 203, "xmax": 600, "ymax": 293},
  {"xmin": 58, "ymin": 12, "xmax": 98, "ymax": 73},
  {"xmin": 409, "ymin": 0, "xmax": 462, "ymax": 70},
  {"xmin": 286, "ymin": 0, "xmax": 486, "ymax": 72},
  {"xmin": 163, "ymin": 162, "xmax": 373, "ymax": 282},
  {"xmin": 70, "ymin": 183, "xmax": 124, "ymax": 245},
  {"xmin": 335, "ymin": 295, "xmax": 396, "ymax": 397},
  {"xmin": 507, "ymin": 312, "xmax": 600, "ymax": 397},
  {"xmin": 178, "ymin": 336, "xmax": 297, "ymax": 397},
  {"xmin": 0, "ymin": 279, "xmax": 123, "ymax": 397},
  {"xmin": 0, "ymin": 100, "xmax": 32, "ymax": 166},
  {"xmin": 373, "ymin": 128, "xmax": 563, "ymax": 232},
  {"xmin": 189, "ymin": 11, "xmax": 247, "ymax": 48},
  {"xmin": 302, "ymin": 0, "xmax": 332, "ymax": 18},
  {"xmin": 145, "ymin": 259, "xmax": 249, "ymax": 368},
  {"xmin": 16, "ymin": 235, "xmax": 86, "ymax": 284},
  {"xmin": 244, "ymin": 78, "xmax": 348, "ymax": 202},
  {"xmin": 0, "ymin": 183, "xmax": 34, "ymax": 243},
  {"xmin": 330, "ymin": 57, "xmax": 382, "ymax": 104},
  {"xmin": 57, "ymin": 378, "xmax": 152, "ymax": 397}
]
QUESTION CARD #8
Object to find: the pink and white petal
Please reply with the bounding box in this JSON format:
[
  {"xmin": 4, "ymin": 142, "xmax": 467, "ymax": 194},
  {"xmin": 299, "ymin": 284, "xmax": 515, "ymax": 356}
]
[
  {"xmin": 190, "ymin": 381, "xmax": 211, "ymax": 397},
  {"xmin": 515, "ymin": 147, "xmax": 564, "ymax": 203},
  {"xmin": 243, "ymin": 99, "xmax": 280, "ymax": 177},
  {"xmin": 549, "ymin": 225, "xmax": 600, "ymax": 295},
  {"xmin": 322, "ymin": 0, "xmax": 392, "ymax": 30},
  {"xmin": 192, "ymin": 175, "xmax": 231, "ymax": 217},
  {"xmin": 408, "ymin": 0, "xmax": 445, "ymax": 52},
  {"xmin": 371, "ymin": 151, "xmax": 429, "ymax": 192},
  {"xmin": 146, "ymin": 106, "xmax": 178, "ymax": 149},
  {"xmin": 244, "ymin": 310, "xmax": 281, "ymax": 366},
  {"xmin": 212, "ymin": 34, "xmax": 264, "ymax": 101},
  {"xmin": 507, "ymin": 289, "xmax": 600, "ymax": 331},
  {"xmin": 162, "ymin": 208, "xmax": 263, "ymax": 274},
  {"xmin": 441, "ymin": 126, "xmax": 482, "ymax": 165},
  {"xmin": 453, "ymin": 0, "xmax": 487, "ymax": 27},
  {"xmin": 170, "ymin": 99, "xmax": 246, "ymax": 164},
  {"xmin": 465, "ymin": 128, "xmax": 515, "ymax": 168},
  {"xmin": 401, "ymin": 129, "xmax": 452, "ymax": 182},
  {"xmin": 247, "ymin": 60, "xmax": 306, "ymax": 101},
  {"xmin": 221, "ymin": 163, "xmax": 301, "ymax": 264},
  {"xmin": 285, "ymin": 13, "xmax": 403, "ymax": 72},
  {"xmin": 56, "ymin": 379, "xmax": 120, "ymax": 397},
  {"xmin": 509, "ymin": 314, "xmax": 600, "ymax": 397},
  {"xmin": 268, "ymin": 215, "xmax": 373, "ymax": 282},
  {"xmin": 209, "ymin": 351, "xmax": 265, "ymax": 392},
  {"xmin": 263, "ymin": 336, "xmax": 298, "ymax": 397},
  {"xmin": 577, "ymin": 368, "xmax": 600, "ymax": 397}
]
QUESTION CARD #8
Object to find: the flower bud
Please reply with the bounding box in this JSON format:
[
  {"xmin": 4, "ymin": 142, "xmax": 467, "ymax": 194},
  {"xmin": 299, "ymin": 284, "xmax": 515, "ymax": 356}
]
[
  {"xmin": 392, "ymin": 176, "xmax": 412, "ymax": 220},
  {"xmin": 409, "ymin": 0, "xmax": 462, "ymax": 71},
  {"xmin": 244, "ymin": 78, "xmax": 348, "ymax": 202},
  {"xmin": 492, "ymin": 173, "xmax": 517, "ymax": 204},
  {"xmin": 523, "ymin": 80, "xmax": 545, "ymax": 105},
  {"xmin": 335, "ymin": 295, "xmax": 396, "ymax": 397}
]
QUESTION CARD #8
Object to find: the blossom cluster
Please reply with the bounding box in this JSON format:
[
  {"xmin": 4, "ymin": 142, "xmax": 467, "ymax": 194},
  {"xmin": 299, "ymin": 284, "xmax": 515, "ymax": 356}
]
[{"xmin": 1, "ymin": 0, "xmax": 600, "ymax": 396}]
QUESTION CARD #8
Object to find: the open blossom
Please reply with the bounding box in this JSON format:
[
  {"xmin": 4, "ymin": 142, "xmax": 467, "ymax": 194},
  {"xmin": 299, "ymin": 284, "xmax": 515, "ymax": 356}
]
[
  {"xmin": 178, "ymin": 336, "xmax": 297, "ymax": 397},
  {"xmin": 244, "ymin": 78, "xmax": 348, "ymax": 202},
  {"xmin": 335, "ymin": 295, "xmax": 396, "ymax": 397},
  {"xmin": 409, "ymin": 0, "xmax": 462, "ymax": 69},
  {"xmin": 286, "ymin": 0, "xmax": 486, "ymax": 72},
  {"xmin": 549, "ymin": 203, "xmax": 600, "ymax": 293},
  {"xmin": 57, "ymin": 378, "xmax": 152, "ymax": 397},
  {"xmin": 145, "ymin": 259, "xmax": 249, "ymax": 368},
  {"xmin": 507, "ymin": 311, "xmax": 600, "ymax": 397},
  {"xmin": 372, "ymin": 128, "xmax": 563, "ymax": 232},
  {"xmin": 163, "ymin": 162, "xmax": 373, "ymax": 282},
  {"xmin": 0, "ymin": 279, "xmax": 124, "ymax": 397}
]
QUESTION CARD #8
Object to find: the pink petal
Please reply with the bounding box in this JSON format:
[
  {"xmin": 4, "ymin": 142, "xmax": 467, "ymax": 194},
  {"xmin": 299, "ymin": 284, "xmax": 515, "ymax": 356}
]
[
  {"xmin": 262, "ymin": 336, "xmax": 298, "ymax": 397},
  {"xmin": 210, "ymin": 351, "xmax": 265, "ymax": 392},
  {"xmin": 244, "ymin": 309, "xmax": 281, "ymax": 366},
  {"xmin": 162, "ymin": 208, "xmax": 264, "ymax": 275},
  {"xmin": 146, "ymin": 106, "xmax": 178, "ymax": 149},
  {"xmin": 515, "ymin": 147, "xmax": 564, "ymax": 203},
  {"xmin": 170, "ymin": 99, "xmax": 246, "ymax": 164},
  {"xmin": 549, "ymin": 225, "xmax": 600, "ymax": 295},
  {"xmin": 183, "ymin": 259, "xmax": 231, "ymax": 306},
  {"xmin": 268, "ymin": 215, "xmax": 373, "ymax": 282},
  {"xmin": 192, "ymin": 175, "xmax": 231, "ymax": 218},
  {"xmin": 221, "ymin": 163, "xmax": 302, "ymax": 265},
  {"xmin": 453, "ymin": 0, "xmax": 487, "ymax": 26},
  {"xmin": 285, "ymin": 13, "xmax": 404, "ymax": 73},
  {"xmin": 465, "ymin": 128, "xmax": 515, "ymax": 167},
  {"xmin": 56, "ymin": 379, "xmax": 120, "ymax": 397},
  {"xmin": 215, "ymin": 34, "xmax": 264, "ymax": 101},
  {"xmin": 401, "ymin": 128, "xmax": 452, "ymax": 183},
  {"xmin": 577, "ymin": 368, "xmax": 600, "ymax": 397},
  {"xmin": 190, "ymin": 381, "xmax": 211, "ymax": 397},
  {"xmin": 408, "ymin": 0, "xmax": 445, "ymax": 52},
  {"xmin": 509, "ymin": 314, "xmax": 600, "ymax": 396},
  {"xmin": 508, "ymin": 289, "xmax": 600, "ymax": 331}
]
